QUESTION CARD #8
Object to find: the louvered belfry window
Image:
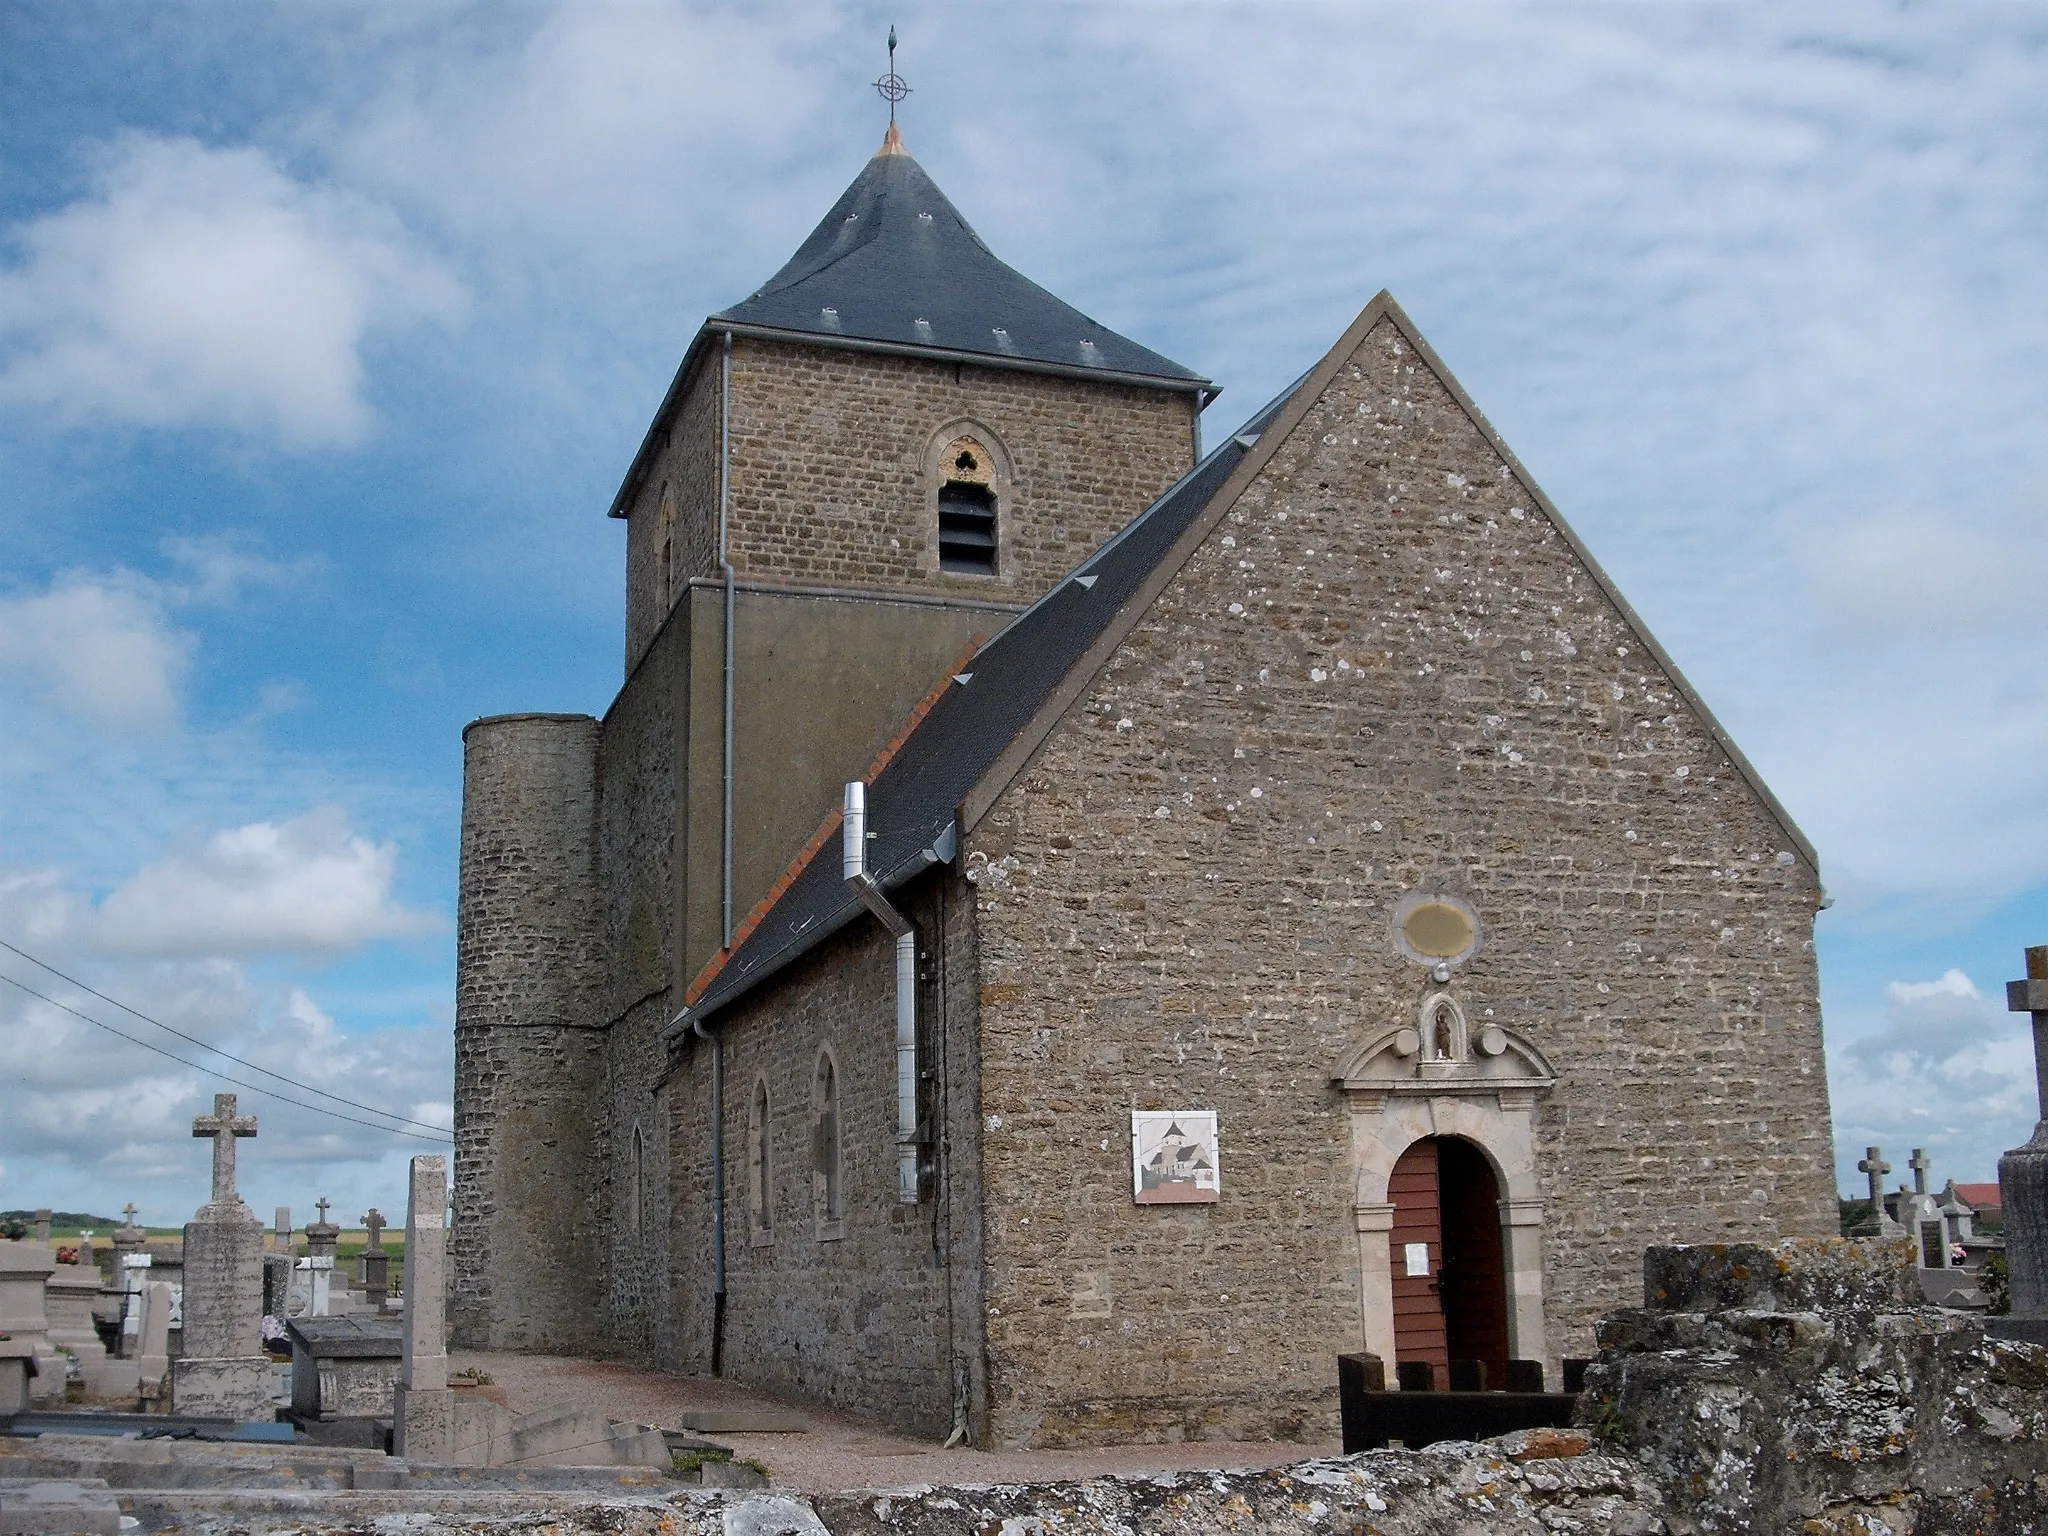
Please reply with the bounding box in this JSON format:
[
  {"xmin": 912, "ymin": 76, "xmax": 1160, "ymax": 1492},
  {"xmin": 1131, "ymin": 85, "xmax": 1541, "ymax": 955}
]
[
  {"xmin": 935, "ymin": 439, "xmax": 999, "ymax": 575},
  {"xmin": 938, "ymin": 479, "xmax": 997, "ymax": 574}
]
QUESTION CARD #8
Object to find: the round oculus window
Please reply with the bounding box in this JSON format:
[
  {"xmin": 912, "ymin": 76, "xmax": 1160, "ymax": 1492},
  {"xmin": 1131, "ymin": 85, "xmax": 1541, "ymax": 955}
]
[{"xmin": 1391, "ymin": 892, "xmax": 1482, "ymax": 968}]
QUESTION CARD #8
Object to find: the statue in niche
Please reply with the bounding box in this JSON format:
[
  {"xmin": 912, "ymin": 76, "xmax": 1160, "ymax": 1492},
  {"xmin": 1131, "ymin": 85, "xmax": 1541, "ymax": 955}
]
[{"xmin": 1433, "ymin": 1002, "xmax": 1457, "ymax": 1062}]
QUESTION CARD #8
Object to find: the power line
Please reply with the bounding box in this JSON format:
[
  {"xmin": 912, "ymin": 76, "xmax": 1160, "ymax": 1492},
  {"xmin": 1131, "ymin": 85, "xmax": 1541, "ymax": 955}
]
[
  {"xmin": 0, "ymin": 935, "xmax": 450, "ymax": 1135},
  {"xmin": 0, "ymin": 972, "xmax": 451, "ymax": 1144}
]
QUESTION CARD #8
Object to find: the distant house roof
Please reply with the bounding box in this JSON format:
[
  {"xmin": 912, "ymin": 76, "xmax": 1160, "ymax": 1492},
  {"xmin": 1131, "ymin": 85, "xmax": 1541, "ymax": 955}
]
[
  {"xmin": 611, "ymin": 134, "xmax": 1211, "ymax": 518},
  {"xmin": 1953, "ymin": 1182, "xmax": 2001, "ymax": 1210}
]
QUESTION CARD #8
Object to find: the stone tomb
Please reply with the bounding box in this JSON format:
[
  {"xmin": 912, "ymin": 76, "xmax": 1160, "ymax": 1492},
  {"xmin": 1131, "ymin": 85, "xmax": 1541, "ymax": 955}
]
[
  {"xmin": 169, "ymin": 1093, "xmax": 272, "ymax": 1419},
  {"xmin": 0, "ymin": 1241, "xmax": 59, "ymax": 1410},
  {"xmin": 286, "ymin": 1315, "xmax": 402, "ymax": 1420}
]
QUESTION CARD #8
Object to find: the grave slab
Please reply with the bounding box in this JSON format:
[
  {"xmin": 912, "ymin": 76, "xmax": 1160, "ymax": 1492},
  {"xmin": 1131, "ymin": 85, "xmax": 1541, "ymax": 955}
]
[{"xmin": 0, "ymin": 1477, "xmax": 122, "ymax": 1536}]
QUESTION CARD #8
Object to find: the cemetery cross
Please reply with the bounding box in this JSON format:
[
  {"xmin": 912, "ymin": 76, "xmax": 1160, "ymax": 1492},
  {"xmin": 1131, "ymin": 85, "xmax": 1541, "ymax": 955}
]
[
  {"xmin": 1858, "ymin": 1147, "xmax": 1890, "ymax": 1212},
  {"xmin": 191, "ymin": 1093, "xmax": 258, "ymax": 1206},
  {"xmin": 1909, "ymin": 1148, "xmax": 1931, "ymax": 1195},
  {"xmin": 360, "ymin": 1209, "xmax": 385, "ymax": 1254}
]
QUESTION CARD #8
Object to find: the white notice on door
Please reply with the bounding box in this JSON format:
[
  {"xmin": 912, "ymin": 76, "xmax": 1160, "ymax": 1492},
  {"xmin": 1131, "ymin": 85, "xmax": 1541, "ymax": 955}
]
[{"xmin": 1404, "ymin": 1242, "xmax": 1430, "ymax": 1277}]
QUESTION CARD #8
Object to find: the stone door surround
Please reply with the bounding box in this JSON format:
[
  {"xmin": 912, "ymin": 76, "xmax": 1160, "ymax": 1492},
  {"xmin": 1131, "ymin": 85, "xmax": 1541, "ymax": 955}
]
[{"xmin": 1331, "ymin": 1002, "xmax": 1556, "ymax": 1375}]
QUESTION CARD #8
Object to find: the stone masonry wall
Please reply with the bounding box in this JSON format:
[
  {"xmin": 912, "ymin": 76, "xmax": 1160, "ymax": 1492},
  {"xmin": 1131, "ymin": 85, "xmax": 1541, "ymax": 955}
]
[
  {"xmin": 1586, "ymin": 1239, "xmax": 2048, "ymax": 1535},
  {"xmin": 594, "ymin": 614, "xmax": 684, "ymax": 1360},
  {"xmin": 625, "ymin": 349, "xmax": 721, "ymax": 671},
  {"xmin": 453, "ymin": 714, "xmax": 608, "ymax": 1354},
  {"xmin": 620, "ymin": 337, "xmax": 1197, "ymax": 673},
  {"xmin": 664, "ymin": 870, "xmax": 984, "ymax": 1439},
  {"xmin": 966, "ymin": 310, "xmax": 1836, "ymax": 1447}
]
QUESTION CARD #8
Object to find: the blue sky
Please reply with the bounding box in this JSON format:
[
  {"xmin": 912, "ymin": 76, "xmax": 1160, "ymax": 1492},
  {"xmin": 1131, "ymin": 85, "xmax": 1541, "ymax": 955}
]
[{"xmin": 1, "ymin": 2, "xmax": 2044, "ymax": 1228}]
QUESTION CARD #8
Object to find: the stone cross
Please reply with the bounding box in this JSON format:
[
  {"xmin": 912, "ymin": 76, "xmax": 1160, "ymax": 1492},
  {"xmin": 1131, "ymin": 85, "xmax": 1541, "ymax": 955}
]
[
  {"xmin": 1858, "ymin": 1147, "xmax": 1890, "ymax": 1209},
  {"xmin": 315, "ymin": 1197, "xmax": 330, "ymax": 1224},
  {"xmin": 122, "ymin": 1203, "xmax": 138, "ymax": 1228},
  {"xmin": 361, "ymin": 1209, "xmax": 386, "ymax": 1254},
  {"xmin": 1909, "ymin": 1148, "xmax": 1931, "ymax": 1195},
  {"xmin": 1997, "ymin": 944, "xmax": 2048, "ymax": 1326},
  {"xmin": 191, "ymin": 1094, "xmax": 258, "ymax": 1207}
]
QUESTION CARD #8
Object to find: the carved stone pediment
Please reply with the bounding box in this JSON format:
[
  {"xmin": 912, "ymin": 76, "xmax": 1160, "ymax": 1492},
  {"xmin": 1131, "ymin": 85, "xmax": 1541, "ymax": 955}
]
[{"xmin": 1330, "ymin": 1008, "xmax": 1556, "ymax": 1096}]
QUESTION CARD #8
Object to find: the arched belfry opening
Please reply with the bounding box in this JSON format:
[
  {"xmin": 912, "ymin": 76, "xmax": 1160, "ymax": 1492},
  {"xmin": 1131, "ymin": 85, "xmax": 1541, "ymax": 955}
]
[
  {"xmin": 934, "ymin": 433, "xmax": 1001, "ymax": 575},
  {"xmin": 1387, "ymin": 1135, "xmax": 1510, "ymax": 1390}
]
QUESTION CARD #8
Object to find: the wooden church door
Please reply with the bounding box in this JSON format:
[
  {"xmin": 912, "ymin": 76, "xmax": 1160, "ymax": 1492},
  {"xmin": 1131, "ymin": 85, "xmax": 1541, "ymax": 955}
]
[{"xmin": 1387, "ymin": 1136, "xmax": 1510, "ymax": 1388}]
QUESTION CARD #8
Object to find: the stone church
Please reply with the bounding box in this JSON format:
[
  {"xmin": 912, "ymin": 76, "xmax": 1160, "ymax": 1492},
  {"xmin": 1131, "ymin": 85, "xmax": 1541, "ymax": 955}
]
[{"xmin": 452, "ymin": 123, "xmax": 1838, "ymax": 1448}]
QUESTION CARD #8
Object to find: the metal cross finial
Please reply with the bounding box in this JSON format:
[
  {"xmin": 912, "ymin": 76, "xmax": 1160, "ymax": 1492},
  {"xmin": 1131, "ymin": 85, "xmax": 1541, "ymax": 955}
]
[
  {"xmin": 874, "ymin": 26, "xmax": 911, "ymax": 125},
  {"xmin": 191, "ymin": 1092, "xmax": 258, "ymax": 1207},
  {"xmin": 1908, "ymin": 1148, "xmax": 1931, "ymax": 1194},
  {"xmin": 1858, "ymin": 1146, "xmax": 1890, "ymax": 1208}
]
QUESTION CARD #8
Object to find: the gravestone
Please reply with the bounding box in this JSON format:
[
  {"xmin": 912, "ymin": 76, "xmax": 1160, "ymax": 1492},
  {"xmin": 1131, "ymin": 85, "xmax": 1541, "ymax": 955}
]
[
  {"xmin": 1848, "ymin": 1147, "xmax": 1907, "ymax": 1238},
  {"xmin": 273, "ymin": 1207, "xmax": 291, "ymax": 1254},
  {"xmin": 358, "ymin": 1207, "xmax": 390, "ymax": 1311},
  {"xmin": 1997, "ymin": 943, "xmax": 2048, "ymax": 1341},
  {"xmin": 33, "ymin": 1210, "xmax": 50, "ymax": 1245},
  {"xmin": 299, "ymin": 1196, "xmax": 339, "ymax": 1318},
  {"xmin": 1938, "ymin": 1181, "xmax": 1976, "ymax": 1244},
  {"xmin": 43, "ymin": 1248, "xmax": 109, "ymax": 1392},
  {"xmin": 170, "ymin": 1093, "xmax": 271, "ymax": 1418},
  {"xmin": 393, "ymin": 1154, "xmax": 455, "ymax": 1459},
  {"xmin": 0, "ymin": 1238, "xmax": 61, "ymax": 1407},
  {"xmin": 135, "ymin": 1279, "xmax": 173, "ymax": 1399},
  {"xmin": 111, "ymin": 1206, "xmax": 148, "ymax": 1358}
]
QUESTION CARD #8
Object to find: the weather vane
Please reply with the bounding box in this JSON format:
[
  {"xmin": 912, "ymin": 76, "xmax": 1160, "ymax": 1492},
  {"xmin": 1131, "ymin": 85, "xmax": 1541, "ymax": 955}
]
[{"xmin": 874, "ymin": 25, "xmax": 911, "ymax": 125}]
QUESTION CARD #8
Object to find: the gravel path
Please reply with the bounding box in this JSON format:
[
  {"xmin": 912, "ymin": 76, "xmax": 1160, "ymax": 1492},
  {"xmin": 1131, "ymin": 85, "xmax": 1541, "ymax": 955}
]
[{"xmin": 452, "ymin": 1350, "xmax": 1338, "ymax": 1495}]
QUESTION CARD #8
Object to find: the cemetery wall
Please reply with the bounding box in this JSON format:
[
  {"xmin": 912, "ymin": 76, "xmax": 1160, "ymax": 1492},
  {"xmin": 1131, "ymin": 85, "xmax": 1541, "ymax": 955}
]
[
  {"xmin": 593, "ymin": 615, "xmax": 684, "ymax": 1361},
  {"xmin": 964, "ymin": 310, "xmax": 1837, "ymax": 1448},
  {"xmin": 666, "ymin": 869, "xmax": 985, "ymax": 1438},
  {"xmin": 452, "ymin": 711, "xmax": 608, "ymax": 1353}
]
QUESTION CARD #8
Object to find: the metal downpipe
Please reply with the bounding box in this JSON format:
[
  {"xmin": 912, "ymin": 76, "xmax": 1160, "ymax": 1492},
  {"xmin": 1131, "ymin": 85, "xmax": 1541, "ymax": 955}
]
[
  {"xmin": 841, "ymin": 782, "xmax": 919, "ymax": 1206},
  {"xmin": 708, "ymin": 328, "xmax": 735, "ymax": 1374}
]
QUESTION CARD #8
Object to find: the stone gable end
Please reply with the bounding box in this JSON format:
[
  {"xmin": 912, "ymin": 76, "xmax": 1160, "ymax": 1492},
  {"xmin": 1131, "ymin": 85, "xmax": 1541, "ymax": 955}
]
[{"xmin": 966, "ymin": 308, "xmax": 1836, "ymax": 1448}]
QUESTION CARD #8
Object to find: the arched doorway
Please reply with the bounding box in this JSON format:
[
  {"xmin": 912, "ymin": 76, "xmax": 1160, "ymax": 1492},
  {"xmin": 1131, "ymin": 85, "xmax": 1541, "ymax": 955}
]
[{"xmin": 1388, "ymin": 1136, "xmax": 1509, "ymax": 1389}]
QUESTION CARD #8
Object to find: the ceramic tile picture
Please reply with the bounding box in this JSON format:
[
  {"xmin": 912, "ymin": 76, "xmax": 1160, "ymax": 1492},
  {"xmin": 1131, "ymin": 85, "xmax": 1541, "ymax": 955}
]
[{"xmin": 1131, "ymin": 1110, "xmax": 1221, "ymax": 1204}]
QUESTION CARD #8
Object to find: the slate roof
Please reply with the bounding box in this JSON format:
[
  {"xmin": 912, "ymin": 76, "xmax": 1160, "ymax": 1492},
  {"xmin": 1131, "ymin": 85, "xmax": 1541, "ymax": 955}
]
[
  {"xmin": 713, "ymin": 138, "xmax": 1208, "ymax": 388},
  {"xmin": 674, "ymin": 383, "xmax": 1299, "ymax": 1027},
  {"xmin": 610, "ymin": 136, "xmax": 1210, "ymax": 517}
]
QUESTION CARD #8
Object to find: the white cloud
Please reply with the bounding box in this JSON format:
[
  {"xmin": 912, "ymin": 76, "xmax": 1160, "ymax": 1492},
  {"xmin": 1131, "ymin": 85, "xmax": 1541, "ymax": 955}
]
[
  {"xmin": 0, "ymin": 573, "xmax": 189, "ymax": 729},
  {"xmin": 0, "ymin": 134, "xmax": 464, "ymax": 448},
  {"xmin": 0, "ymin": 860, "xmax": 450, "ymax": 1225},
  {"xmin": 0, "ymin": 544, "xmax": 313, "ymax": 733},
  {"xmin": 1829, "ymin": 967, "xmax": 2035, "ymax": 1189},
  {"xmin": 94, "ymin": 806, "xmax": 441, "ymax": 958}
]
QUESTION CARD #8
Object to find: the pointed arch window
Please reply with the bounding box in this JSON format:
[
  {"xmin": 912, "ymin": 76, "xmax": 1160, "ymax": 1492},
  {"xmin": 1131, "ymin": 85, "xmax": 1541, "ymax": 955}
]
[
  {"xmin": 747, "ymin": 1078, "xmax": 773, "ymax": 1243},
  {"xmin": 812, "ymin": 1050, "xmax": 844, "ymax": 1240},
  {"xmin": 628, "ymin": 1124, "xmax": 648, "ymax": 1236}
]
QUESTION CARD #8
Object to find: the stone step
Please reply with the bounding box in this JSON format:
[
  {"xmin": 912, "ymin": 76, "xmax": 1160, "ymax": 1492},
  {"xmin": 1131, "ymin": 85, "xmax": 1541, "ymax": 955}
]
[{"xmin": 117, "ymin": 1486, "xmax": 720, "ymax": 1534}]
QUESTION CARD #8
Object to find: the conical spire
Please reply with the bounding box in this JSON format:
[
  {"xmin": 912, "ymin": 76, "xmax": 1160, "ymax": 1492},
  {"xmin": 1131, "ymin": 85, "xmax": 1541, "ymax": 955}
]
[{"xmin": 710, "ymin": 149, "xmax": 1205, "ymax": 385}]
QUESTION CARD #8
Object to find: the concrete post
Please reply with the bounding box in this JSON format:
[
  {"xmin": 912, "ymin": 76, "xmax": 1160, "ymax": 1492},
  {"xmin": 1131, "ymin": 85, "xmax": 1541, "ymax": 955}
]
[{"xmin": 393, "ymin": 1155, "xmax": 456, "ymax": 1460}]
